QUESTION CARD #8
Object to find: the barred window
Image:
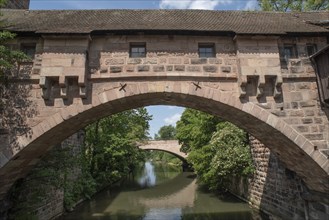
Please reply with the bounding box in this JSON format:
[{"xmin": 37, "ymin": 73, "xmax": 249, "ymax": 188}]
[
  {"xmin": 130, "ymin": 43, "xmax": 146, "ymax": 58},
  {"xmin": 198, "ymin": 43, "xmax": 215, "ymax": 58}
]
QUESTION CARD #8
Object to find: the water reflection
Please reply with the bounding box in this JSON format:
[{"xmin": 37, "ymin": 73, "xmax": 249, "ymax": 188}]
[
  {"xmin": 62, "ymin": 161, "xmax": 267, "ymax": 220},
  {"xmin": 138, "ymin": 162, "xmax": 156, "ymax": 187}
]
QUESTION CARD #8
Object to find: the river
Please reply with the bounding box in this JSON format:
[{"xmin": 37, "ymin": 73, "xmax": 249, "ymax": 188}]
[{"xmin": 61, "ymin": 161, "xmax": 268, "ymax": 220}]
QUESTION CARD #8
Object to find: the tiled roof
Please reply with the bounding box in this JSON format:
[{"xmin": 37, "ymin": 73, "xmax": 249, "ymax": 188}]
[{"xmin": 0, "ymin": 9, "xmax": 328, "ymax": 35}]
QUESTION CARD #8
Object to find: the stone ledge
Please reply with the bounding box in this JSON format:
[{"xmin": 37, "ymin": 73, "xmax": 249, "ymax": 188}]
[{"xmin": 90, "ymin": 72, "xmax": 237, "ymax": 80}]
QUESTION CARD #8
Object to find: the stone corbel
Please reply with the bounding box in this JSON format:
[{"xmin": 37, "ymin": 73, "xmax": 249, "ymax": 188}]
[
  {"xmin": 239, "ymin": 75, "xmax": 247, "ymax": 98},
  {"xmin": 39, "ymin": 76, "xmax": 51, "ymax": 100},
  {"xmin": 274, "ymin": 75, "xmax": 283, "ymax": 98},
  {"xmin": 59, "ymin": 75, "xmax": 68, "ymax": 99},
  {"xmin": 257, "ymin": 75, "xmax": 265, "ymax": 98},
  {"xmin": 78, "ymin": 75, "xmax": 87, "ymax": 98}
]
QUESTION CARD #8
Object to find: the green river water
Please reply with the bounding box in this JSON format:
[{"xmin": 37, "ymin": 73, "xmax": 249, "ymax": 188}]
[{"xmin": 61, "ymin": 161, "xmax": 268, "ymax": 220}]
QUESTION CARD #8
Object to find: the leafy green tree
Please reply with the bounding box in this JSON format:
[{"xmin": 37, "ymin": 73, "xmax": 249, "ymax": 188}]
[
  {"xmin": 188, "ymin": 122, "xmax": 254, "ymax": 191},
  {"xmin": 176, "ymin": 109, "xmax": 254, "ymax": 192},
  {"xmin": 176, "ymin": 109, "xmax": 222, "ymax": 153},
  {"xmin": 258, "ymin": 0, "xmax": 328, "ymax": 11},
  {"xmin": 0, "ymin": 0, "xmax": 29, "ymax": 111},
  {"xmin": 85, "ymin": 108, "xmax": 152, "ymax": 188},
  {"xmin": 154, "ymin": 125, "xmax": 176, "ymax": 140}
]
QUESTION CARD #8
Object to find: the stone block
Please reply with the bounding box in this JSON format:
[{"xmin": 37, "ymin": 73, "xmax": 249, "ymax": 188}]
[
  {"xmin": 290, "ymin": 66, "xmax": 305, "ymax": 73},
  {"xmin": 40, "ymin": 67, "xmax": 63, "ymax": 76},
  {"xmin": 209, "ymin": 58, "xmax": 222, "ymax": 64},
  {"xmin": 166, "ymin": 66, "xmax": 173, "ymax": 71},
  {"xmin": 137, "ymin": 65, "xmax": 150, "ymax": 72},
  {"xmin": 143, "ymin": 58, "xmax": 158, "ymax": 64},
  {"xmin": 125, "ymin": 65, "xmax": 135, "ymax": 72},
  {"xmin": 168, "ymin": 58, "xmax": 182, "ymax": 64},
  {"xmin": 191, "ymin": 58, "xmax": 207, "ymax": 65},
  {"xmin": 128, "ymin": 58, "xmax": 142, "ymax": 64},
  {"xmin": 221, "ymin": 66, "xmax": 231, "ymax": 73},
  {"xmin": 174, "ymin": 65, "xmax": 185, "ymax": 71},
  {"xmin": 300, "ymin": 101, "xmax": 316, "ymax": 107},
  {"xmin": 110, "ymin": 66, "xmax": 122, "ymax": 73},
  {"xmin": 187, "ymin": 66, "xmax": 201, "ymax": 72},
  {"xmin": 304, "ymin": 133, "xmax": 323, "ymax": 140},
  {"xmin": 296, "ymin": 126, "xmax": 309, "ymax": 133},
  {"xmin": 105, "ymin": 58, "xmax": 125, "ymax": 65},
  {"xmin": 290, "ymin": 92, "xmax": 303, "ymax": 102},
  {"xmin": 153, "ymin": 65, "xmax": 165, "ymax": 72},
  {"xmin": 100, "ymin": 66, "xmax": 108, "ymax": 74},
  {"xmin": 304, "ymin": 110, "xmax": 315, "ymax": 116},
  {"xmin": 302, "ymin": 118, "xmax": 313, "ymax": 124},
  {"xmin": 203, "ymin": 65, "xmax": 218, "ymax": 73}
]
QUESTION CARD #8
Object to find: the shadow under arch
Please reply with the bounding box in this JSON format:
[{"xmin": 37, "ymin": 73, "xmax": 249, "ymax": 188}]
[
  {"xmin": 1, "ymin": 85, "xmax": 328, "ymax": 199},
  {"xmin": 139, "ymin": 148, "xmax": 187, "ymax": 163}
]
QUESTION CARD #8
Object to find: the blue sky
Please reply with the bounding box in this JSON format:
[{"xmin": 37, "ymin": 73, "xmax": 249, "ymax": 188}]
[
  {"xmin": 29, "ymin": 0, "xmax": 260, "ymax": 11},
  {"xmin": 29, "ymin": 0, "xmax": 258, "ymax": 138}
]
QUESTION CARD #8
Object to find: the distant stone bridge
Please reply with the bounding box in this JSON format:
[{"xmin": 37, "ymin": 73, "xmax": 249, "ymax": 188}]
[{"xmin": 138, "ymin": 140, "xmax": 187, "ymax": 160}]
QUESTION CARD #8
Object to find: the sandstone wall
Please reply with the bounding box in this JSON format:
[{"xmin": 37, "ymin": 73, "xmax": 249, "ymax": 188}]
[{"xmin": 231, "ymin": 136, "xmax": 329, "ymax": 220}]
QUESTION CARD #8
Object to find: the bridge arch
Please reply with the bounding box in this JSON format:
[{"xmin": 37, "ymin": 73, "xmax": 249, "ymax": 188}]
[
  {"xmin": 138, "ymin": 140, "xmax": 187, "ymax": 162},
  {"xmin": 0, "ymin": 80, "xmax": 328, "ymax": 198}
]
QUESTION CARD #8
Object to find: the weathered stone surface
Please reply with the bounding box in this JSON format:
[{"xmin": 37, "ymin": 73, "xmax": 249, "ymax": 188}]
[
  {"xmin": 208, "ymin": 58, "xmax": 222, "ymax": 64},
  {"xmin": 191, "ymin": 58, "xmax": 207, "ymax": 65},
  {"xmin": 105, "ymin": 58, "xmax": 125, "ymax": 65},
  {"xmin": 153, "ymin": 65, "xmax": 165, "ymax": 72},
  {"xmin": 203, "ymin": 65, "xmax": 218, "ymax": 73},
  {"xmin": 137, "ymin": 65, "xmax": 150, "ymax": 72},
  {"xmin": 110, "ymin": 66, "xmax": 122, "ymax": 73},
  {"xmin": 187, "ymin": 66, "xmax": 201, "ymax": 72},
  {"xmin": 128, "ymin": 58, "xmax": 142, "ymax": 64},
  {"xmin": 174, "ymin": 65, "xmax": 185, "ymax": 71},
  {"xmin": 0, "ymin": 34, "xmax": 328, "ymax": 220},
  {"xmin": 221, "ymin": 66, "xmax": 231, "ymax": 73}
]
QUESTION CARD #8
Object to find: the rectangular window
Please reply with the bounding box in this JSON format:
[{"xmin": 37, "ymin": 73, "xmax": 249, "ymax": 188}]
[
  {"xmin": 130, "ymin": 43, "xmax": 146, "ymax": 58},
  {"xmin": 20, "ymin": 43, "xmax": 36, "ymax": 59},
  {"xmin": 283, "ymin": 44, "xmax": 298, "ymax": 60},
  {"xmin": 198, "ymin": 43, "xmax": 215, "ymax": 58},
  {"xmin": 306, "ymin": 44, "xmax": 317, "ymax": 57}
]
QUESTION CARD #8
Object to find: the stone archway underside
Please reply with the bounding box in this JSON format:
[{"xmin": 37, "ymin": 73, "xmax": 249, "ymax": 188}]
[{"xmin": 0, "ymin": 80, "xmax": 328, "ymax": 200}]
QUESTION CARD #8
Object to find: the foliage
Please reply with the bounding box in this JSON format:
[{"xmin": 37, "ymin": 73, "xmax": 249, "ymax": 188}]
[
  {"xmin": 0, "ymin": 0, "xmax": 29, "ymax": 112},
  {"xmin": 84, "ymin": 108, "xmax": 152, "ymax": 188},
  {"xmin": 176, "ymin": 109, "xmax": 222, "ymax": 153},
  {"xmin": 258, "ymin": 0, "xmax": 328, "ymax": 11},
  {"xmin": 8, "ymin": 144, "xmax": 96, "ymax": 218},
  {"xmin": 154, "ymin": 125, "xmax": 176, "ymax": 140},
  {"xmin": 188, "ymin": 122, "xmax": 254, "ymax": 191},
  {"xmin": 147, "ymin": 151, "xmax": 182, "ymax": 167},
  {"xmin": 176, "ymin": 109, "xmax": 254, "ymax": 192}
]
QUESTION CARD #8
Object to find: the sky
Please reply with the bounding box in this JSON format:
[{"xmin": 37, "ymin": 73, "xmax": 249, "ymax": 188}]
[{"xmin": 28, "ymin": 0, "xmax": 259, "ymax": 138}]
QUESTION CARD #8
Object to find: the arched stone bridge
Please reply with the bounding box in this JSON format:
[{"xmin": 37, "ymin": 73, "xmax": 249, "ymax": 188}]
[
  {"xmin": 138, "ymin": 140, "xmax": 187, "ymax": 160},
  {"xmin": 0, "ymin": 10, "xmax": 328, "ymax": 202}
]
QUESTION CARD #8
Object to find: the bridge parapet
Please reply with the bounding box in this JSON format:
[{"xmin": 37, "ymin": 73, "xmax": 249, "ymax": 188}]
[{"xmin": 138, "ymin": 140, "xmax": 187, "ymax": 160}]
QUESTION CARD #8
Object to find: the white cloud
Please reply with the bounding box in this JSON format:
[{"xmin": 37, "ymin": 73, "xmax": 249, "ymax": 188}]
[
  {"xmin": 243, "ymin": 0, "xmax": 258, "ymax": 10},
  {"xmin": 164, "ymin": 113, "xmax": 182, "ymax": 125},
  {"xmin": 160, "ymin": 0, "xmax": 233, "ymax": 10}
]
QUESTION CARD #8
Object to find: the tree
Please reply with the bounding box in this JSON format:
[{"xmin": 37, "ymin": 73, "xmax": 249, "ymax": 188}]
[
  {"xmin": 84, "ymin": 108, "xmax": 152, "ymax": 187},
  {"xmin": 188, "ymin": 122, "xmax": 254, "ymax": 191},
  {"xmin": 154, "ymin": 125, "xmax": 176, "ymax": 140},
  {"xmin": 176, "ymin": 109, "xmax": 222, "ymax": 153},
  {"xmin": 0, "ymin": 0, "xmax": 29, "ymax": 110},
  {"xmin": 258, "ymin": 0, "xmax": 328, "ymax": 11},
  {"xmin": 175, "ymin": 109, "xmax": 254, "ymax": 192}
]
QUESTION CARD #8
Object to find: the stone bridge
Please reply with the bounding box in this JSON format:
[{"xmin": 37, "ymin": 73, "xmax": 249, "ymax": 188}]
[
  {"xmin": 0, "ymin": 10, "xmax": 328, "ymax": 203},
  {"xmin": 138, "ymin": 140, "xmax": 187, "ymax": 160}
]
